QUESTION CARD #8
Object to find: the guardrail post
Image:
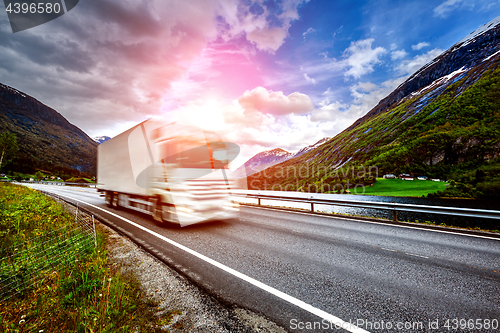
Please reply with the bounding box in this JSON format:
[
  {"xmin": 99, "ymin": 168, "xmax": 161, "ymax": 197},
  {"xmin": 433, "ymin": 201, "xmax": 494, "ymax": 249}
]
[
  {"xmin": 311, "ymin": 202, "xmax": 314, "ymax": 212},
  {"xmin": 258, "ymin": 198, "xmax": 261, "ymax": 205},
  {"xmin": 393, "ymin": 210, "xmax": 398, "ymax": 222}
]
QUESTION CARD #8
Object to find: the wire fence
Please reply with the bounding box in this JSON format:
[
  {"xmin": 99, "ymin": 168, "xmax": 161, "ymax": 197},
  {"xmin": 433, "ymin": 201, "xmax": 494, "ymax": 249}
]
[{"xmin": 0, "ymin": 192, "xmax": 97, "ymax": 302}]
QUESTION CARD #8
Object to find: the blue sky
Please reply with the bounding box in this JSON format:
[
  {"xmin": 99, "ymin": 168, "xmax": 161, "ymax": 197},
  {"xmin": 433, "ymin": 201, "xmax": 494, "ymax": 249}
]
[
  {"xmin": 1, "ymin": 0, "xmax": 499, "ymax": 168},
  {"xmin": 263, "ymin": 0, "xmax": 500, "ymax": 104}
]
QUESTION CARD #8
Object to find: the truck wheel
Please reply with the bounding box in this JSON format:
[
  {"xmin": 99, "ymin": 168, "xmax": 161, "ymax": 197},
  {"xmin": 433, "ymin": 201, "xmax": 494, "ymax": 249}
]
[
  {"xmin": 151, "ymin": 197, "xmax": 163, "ymax": 222},
  {"xmin": 162, "ymin": 204, "xmax": 179, "ymax": 225},
  {"xmin": 106, "ymin": 191, "xmax": 120, "ymax": 209},
  {"xmin": 151, "ymin": 198, "xmax": 178, "ymax": 225},
  {"xmin": 112, "ymin": 193, "xmax": 121, "ymax": 210},
  {"xmin": 105, "ymin": 191, "xmax": 113, "ymax": 207}
]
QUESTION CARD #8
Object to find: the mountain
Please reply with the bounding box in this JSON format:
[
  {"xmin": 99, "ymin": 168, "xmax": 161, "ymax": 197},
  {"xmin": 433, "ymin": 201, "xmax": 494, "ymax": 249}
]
[
  {"xmin": 294, "ymin": 137, "xmax": 331, "ymax": 158},
  {"xmin": 94, "ymin": 136, "xmax": 111, "ymax": 144},
  {"xmin": 0, "ymin": 83, "xmax": 97, "ymax": 177},
  {"xmin": 348, "ymin": 15, "xmax": 500, "ymax": 131},
  {"xmin": 232, "ymin": 148, "xmax": 293, "ymax": 178},
  {"xmin": 247, "ymin": 16, "xmax": 500, "ymax": 198},
  {"xmin": 233, "ymin": 137, "xmax": 331, "ymax": 178}
]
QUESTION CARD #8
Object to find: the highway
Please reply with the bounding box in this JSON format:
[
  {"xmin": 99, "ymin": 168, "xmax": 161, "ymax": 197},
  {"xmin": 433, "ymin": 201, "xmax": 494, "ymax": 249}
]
[{"xmin": 24, "ymin": 184, "xmax": 500, "ymax": 333}]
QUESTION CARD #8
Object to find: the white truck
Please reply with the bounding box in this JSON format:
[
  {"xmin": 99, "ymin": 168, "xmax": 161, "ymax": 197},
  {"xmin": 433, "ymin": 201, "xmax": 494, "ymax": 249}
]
[{"xmin": 97, "ymin": 118, "xmax": 241, "ymax": 226}]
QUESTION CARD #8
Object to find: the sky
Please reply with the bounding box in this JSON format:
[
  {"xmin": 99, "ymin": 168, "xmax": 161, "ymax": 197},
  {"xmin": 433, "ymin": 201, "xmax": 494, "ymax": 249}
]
[{"xmin": 1, "ymin": 0, "xmax": 500, "ymax": 169}]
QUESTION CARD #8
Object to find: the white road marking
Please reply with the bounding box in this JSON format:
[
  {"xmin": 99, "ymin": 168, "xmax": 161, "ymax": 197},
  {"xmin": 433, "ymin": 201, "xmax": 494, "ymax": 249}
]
[
  {"xmin": 380, "ymin": 247, "xmax": 429, "ymax": 259},
  {"xmin": 381, "ymin": 248, "xmax": 397, "ymax": 252},
  {"xmin": 406, "ymin": 253, "xmax": 429, "ymax": 259},
  {"xmin": 48, "ymin": 191, "xmax": 370, "ymax": 333}
]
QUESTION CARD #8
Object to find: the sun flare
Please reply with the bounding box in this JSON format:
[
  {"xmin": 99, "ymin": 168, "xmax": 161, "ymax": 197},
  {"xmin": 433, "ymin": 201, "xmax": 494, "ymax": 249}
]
[{"xmin": 174, "ymin": 98, "xmax": 226, "ymax": 133}]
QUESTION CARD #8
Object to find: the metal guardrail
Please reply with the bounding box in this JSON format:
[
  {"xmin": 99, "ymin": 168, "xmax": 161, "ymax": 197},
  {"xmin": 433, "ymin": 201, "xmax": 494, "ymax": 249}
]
[{"xmin": 233, "ymin": 193, "xmax": 500, "ymax": 221}]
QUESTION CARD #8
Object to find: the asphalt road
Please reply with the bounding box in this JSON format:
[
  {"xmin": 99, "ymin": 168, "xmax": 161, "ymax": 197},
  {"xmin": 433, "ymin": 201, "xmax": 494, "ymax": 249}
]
[{"xmin": 24, "ymin": 184, "xmax": 500, "ymax": 333}]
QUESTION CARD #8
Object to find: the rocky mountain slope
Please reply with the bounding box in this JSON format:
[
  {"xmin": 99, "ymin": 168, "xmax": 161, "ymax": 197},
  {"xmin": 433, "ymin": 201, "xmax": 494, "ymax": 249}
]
[
  {"xmin": 232, "ymin": 137, "xmax": 331, "ymax": 178},
  {"xmin": 348, "ymin": 16, "xmax": 500, "ymax": 131},
  {"xmin": 0, "ymin": 83, "xmax": 97, "ymax": 176},
  {"xmin": 247, "ymin": 16, "xmax": 500, "ymax": 198},
  {"xmin": 232, "ymin": 148, "xmax": 293, "ymax": 178},
  {"xmin": 293, "ymin": 137, "xmax": 331, "ymax": 158}
]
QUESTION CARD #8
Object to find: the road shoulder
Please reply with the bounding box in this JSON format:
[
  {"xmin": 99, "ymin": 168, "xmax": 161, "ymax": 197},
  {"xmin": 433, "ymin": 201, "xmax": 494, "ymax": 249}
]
[{"xmin": 103, "ymin": 222, "xmax": 287, "ymax": 333}]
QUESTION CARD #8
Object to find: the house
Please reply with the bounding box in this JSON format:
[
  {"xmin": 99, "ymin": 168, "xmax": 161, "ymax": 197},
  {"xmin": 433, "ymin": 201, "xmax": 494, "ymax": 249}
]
[{"xmin": 417, "ymin": 176, "xmax": 428, "ymax": 180}]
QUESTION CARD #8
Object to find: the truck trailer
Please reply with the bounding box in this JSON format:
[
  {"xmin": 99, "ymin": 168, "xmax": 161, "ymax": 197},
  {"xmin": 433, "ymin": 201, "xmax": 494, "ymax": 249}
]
[{"xmin": 97, "ymin": 118, "xmax": 241, "ymax": 227}]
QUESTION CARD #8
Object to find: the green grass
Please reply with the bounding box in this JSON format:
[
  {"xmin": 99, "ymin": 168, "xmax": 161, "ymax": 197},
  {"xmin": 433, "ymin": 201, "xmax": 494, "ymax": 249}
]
[
  {"xmin": 355, "ymin": 178, "xmax": 448, "ymax": 197},
  {"xmin": 0, "ymin": 183, "xmax": 176, "ymax": 332}
]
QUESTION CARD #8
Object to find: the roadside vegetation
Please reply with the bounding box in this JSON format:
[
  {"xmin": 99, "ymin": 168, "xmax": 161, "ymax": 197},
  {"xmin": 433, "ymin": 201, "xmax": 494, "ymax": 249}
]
[
  {"xmin": 0, "ymin": 171, "xmax": 95, "ymax": 183},
  {"xmin": 356, "ymin": 178, "xmax": 448, "ymax": 197},
  {"xmin": 0, "ymin": 183, "xmax": 173, "ymax": 332}
]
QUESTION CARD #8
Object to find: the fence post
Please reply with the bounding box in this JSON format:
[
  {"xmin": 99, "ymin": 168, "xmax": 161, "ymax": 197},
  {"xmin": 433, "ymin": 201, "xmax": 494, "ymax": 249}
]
[
  {"xmin": 92, "ymin": 215, "xmax": 97, "ymax": 247},
  {"xmin": 75, "ymin": 202, "xmax": 79, "ymax": 223}
]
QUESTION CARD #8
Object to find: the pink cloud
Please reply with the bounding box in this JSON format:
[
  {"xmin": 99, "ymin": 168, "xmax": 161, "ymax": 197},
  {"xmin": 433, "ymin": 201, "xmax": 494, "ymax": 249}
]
[
  {"xmin": 238, "ymin": 86, "xmax": 314, "ymax": 116},
  {"xmin": 1, "ymin": 0, "xmax": 308, "ymax": 137}
]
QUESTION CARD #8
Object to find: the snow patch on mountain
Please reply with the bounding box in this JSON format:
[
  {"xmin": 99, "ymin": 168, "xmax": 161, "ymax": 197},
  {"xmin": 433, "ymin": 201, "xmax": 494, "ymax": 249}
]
[
  {"xmin": 411, "ymin": 66, "xmax": 468, "ymax": 97},
  {"xmin": 294, "ymin": 137, "xmax": 330, "ymax": 158},
  {"xmin": 454, "ymin": 15, "xmax": 500, "ymax": 50},
  {"xmin": 232, "ymin": 137, "xmax": 332, "ymax": 178},
  {"xmin": 231, "ymin": 148, "xmax": 293, "ymax": 178},
  {"xmin": 483, "ymin": 49, "xmax": 500, "ymax": 62}
]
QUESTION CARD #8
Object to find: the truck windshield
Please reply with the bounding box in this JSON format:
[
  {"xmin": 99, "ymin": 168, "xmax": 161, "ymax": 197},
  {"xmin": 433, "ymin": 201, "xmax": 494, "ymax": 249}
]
[{"xmin": 157, "ymin": 132, "xmax": 232, "ymax": 169}]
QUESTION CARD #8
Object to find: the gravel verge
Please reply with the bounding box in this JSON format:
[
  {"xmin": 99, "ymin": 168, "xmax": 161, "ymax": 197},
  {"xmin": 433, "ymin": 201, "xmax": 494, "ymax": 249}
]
[{"xmin": 102, "ymin": 223, "xmax": 287, "ymax": 333}]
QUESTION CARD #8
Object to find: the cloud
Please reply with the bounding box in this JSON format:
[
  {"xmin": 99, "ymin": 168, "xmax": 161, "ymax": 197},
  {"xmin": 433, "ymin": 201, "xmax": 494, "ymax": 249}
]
[
  {"xmin": 160, "ymin": 87, "xmax": 321, "ymax": 170},
  {"xmin": 303, "ymin": 27, "xmax": 316, "ymax": 39},
  {"xmin": 411, "ymin": 42, "xmax": 430, "ymax": 50},
  {"xmin": 333, "ymin": 25, "xmax": 343, "ymax": 37},
  {"xmin": 343, "ymin": 38, "xmax": 387, "ymax": 79},
  {"xmin": 222, "ymin": 0, "xmax": 310, "ymax": 52},
  {"xmin": 395, "ymin": 48, "xmax": 444, "ymax": 76},
  {"xmin": 433, "ymin": 0, "xmax": 464, "ymax": 17},
  {"xmin": 391, "ymin": 49, "xmax": 408, "ymax": 60},
  {"xmin": 238, "ymin": 86, "xmax": 314, "ymax": 117},
  {"xmin": 313, "ymin": 78, "xmax": 402, "ymax": 121},
  {"xmin": 303, "ymin": 73, "xmax": 317, "ymax": 85},
  {"xmin": 0, "ymin": 0, "xmax": 309, "ymax": 137}
]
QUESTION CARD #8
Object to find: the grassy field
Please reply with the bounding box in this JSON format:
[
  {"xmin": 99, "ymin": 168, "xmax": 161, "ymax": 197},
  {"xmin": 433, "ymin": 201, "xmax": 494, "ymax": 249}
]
[
  {"xmin": 354, "ymin": 178, "xmax": 448, "ymax": 197},
  {"xmin": 0, "ymin": 183, "xmax": 173, "ymax": 332}
]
